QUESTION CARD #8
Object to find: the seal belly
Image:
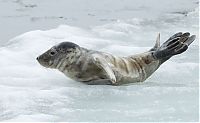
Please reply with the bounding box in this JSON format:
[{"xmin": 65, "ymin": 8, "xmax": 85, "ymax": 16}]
[
  {"xmin": 62, "ymin": 61, "xmax": 107, "ymax": 82},
  {"xmin": 102, "ymin": 52, "xmax": 160, "ymax": 84}
]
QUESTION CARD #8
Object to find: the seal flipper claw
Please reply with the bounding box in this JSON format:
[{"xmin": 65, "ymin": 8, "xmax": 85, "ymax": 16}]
[{"xmin": 153, "ymin": 32, "xmax": 196, "ymax": 63}]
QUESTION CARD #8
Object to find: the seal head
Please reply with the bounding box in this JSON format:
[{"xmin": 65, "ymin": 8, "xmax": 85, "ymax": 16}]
[{"xmin": 37, "ymin": 42, "xmax": 80, "ymax": 69}]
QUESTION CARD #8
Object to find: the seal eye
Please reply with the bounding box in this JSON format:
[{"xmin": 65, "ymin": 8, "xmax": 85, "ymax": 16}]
[
  {"xmin": 59, "ymin": 48, "xmax": 62, "ymax": 51},
  {"xmin": 50, "ymin": 51, "xmax": 56, "ymax": 56}
]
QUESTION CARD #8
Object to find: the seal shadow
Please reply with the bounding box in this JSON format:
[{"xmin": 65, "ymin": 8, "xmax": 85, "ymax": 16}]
[
  {"xmin": 83, "ymin": 79, "xmax": 112, "ymax": 85},
  {"xmin": 81, "ymin": 79, "xmax": 189, "ymax": 87},
  {"xmin": 126, "ymin": 81, "xmax": 189, "ymax": 87}
]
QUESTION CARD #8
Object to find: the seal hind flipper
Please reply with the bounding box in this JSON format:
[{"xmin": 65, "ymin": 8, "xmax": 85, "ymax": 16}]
[
  {"xmin": 150, "ymin": 33, "xmax": 160, "ymax": 51},
  {"xmin": 91, "ymin": 54, "xmax": 117, "ymax": 84},
  {"xmin": 184, "ymin": 35, "xmax": 196, "ymax": 46},
  {"xmin": 152, "ymin": 32, "xmax": 196, "ymax": 63}
]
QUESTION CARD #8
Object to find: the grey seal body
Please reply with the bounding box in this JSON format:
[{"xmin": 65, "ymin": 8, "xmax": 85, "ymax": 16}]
[{"xmin": 37, "ymin": 32, "xmax": 196, "ymax": 85}]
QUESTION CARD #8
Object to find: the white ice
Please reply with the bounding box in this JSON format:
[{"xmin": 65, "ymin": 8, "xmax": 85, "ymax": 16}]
[{"xmin": 0, "ymin": 0, "xmax": 199, "ymax": 122}]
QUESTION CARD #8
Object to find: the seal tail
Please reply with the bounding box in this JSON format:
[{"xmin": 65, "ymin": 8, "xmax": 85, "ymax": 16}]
[{"xmin": 152, "ymin": 32, "xmax": 196, "ymax": 62}]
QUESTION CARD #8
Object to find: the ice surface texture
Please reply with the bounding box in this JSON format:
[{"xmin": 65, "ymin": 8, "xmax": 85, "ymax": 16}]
[{"xmin": 0, "ymin": 0, "xmax": 199, "ymax": 122}]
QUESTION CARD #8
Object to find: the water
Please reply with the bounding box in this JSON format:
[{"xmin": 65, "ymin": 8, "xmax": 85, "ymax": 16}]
[{"xmin": 0, "ymin": 0, "xmax": 199, "ymax": 122}]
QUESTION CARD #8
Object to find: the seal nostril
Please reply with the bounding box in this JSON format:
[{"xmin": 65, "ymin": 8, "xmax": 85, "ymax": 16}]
[{"xmin": 36, "ymin": 57, "xmax": 39, "ymax": 60}]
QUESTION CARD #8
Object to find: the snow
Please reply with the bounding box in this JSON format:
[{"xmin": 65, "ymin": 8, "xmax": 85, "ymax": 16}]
[{"xmin": 0, "ymin": 0, "xmax": 199, "ymax": 122}]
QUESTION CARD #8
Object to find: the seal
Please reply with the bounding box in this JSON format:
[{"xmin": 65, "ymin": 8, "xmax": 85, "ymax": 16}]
[{"xmin": 37, "ymin": 32, "xmax": 196, "ymax": 85}]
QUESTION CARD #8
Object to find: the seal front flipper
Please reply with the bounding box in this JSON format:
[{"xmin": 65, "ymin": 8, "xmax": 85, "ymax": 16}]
[
  {"xmin": 91, "ymin": 54, "xmax": 117, "ymax": 84},
  {"xmin": 152, "ymin": 32, "xmax": 196, "ymax": 63}
]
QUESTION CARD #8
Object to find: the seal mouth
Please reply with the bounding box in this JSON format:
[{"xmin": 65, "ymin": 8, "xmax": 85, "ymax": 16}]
[
  {"xmin": 48, "ymin": 62, "xmax": 55, "ymax": 68},
  {"xmin": 37, "ymin": 58, "xmax": 50, "ymax": 68}
]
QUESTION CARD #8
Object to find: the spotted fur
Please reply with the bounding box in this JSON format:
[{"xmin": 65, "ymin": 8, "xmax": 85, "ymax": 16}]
[{"xmin": 37, "ymin": 32, "xmax": 195, "ymax": 85}]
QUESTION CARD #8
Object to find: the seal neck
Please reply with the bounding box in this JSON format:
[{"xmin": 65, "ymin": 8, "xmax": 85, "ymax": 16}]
[{"xmin": 57, "ymin": 47, "xmax": 87, "ymax": 72}]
